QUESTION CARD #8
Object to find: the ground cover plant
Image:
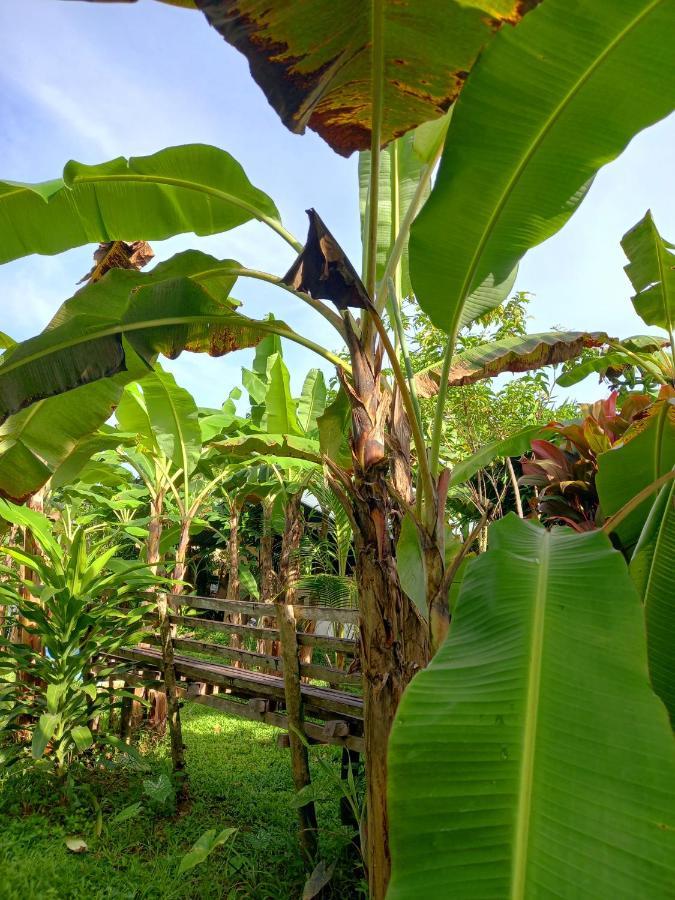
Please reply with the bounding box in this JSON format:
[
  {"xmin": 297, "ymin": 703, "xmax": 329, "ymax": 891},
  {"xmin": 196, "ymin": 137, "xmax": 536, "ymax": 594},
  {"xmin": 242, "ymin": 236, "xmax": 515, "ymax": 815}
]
[{"xmin": 0, "ymin": 1, "xmax": 674, "ymax": 898}]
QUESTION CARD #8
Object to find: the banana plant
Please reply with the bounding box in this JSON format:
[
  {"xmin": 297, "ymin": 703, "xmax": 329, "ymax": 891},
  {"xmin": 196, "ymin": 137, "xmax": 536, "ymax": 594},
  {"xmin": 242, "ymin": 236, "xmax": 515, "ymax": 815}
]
[
  {"xmin": 112, "ymin": 366, "xmax": 247, "ymax": 774},
  {"xmin": 2, "ymin": 0, "xmax": 675, "ymax": 894},
  {"xmin": 560, "ymin": 211, "xmax": 675, "ymax": 392},
  {"xmin": 388, "ymin": 515, "xmax": 675, "ymax": 899}
]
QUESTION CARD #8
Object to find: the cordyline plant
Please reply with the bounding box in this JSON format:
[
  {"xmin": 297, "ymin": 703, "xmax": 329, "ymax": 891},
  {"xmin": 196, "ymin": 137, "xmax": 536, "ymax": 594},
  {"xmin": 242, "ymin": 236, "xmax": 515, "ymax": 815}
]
[
  {"xmin": 0, "ymin": 499, "xmax": 166, "ymax": 775},
  {"xmin": 0, "ymin": 0, "xmax": 674, "ymax": 896},
  {"xmin": 519, "ymin": 391, "xmax": 655, "ymax": 531}
]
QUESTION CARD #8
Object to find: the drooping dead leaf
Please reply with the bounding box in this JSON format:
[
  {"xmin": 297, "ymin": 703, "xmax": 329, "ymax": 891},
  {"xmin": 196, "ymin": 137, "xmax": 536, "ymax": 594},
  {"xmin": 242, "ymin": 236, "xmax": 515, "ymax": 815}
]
[
  {"xmin": 283, "ymin": 209, "xmax": 369, "ymax": 310},
  {"xmin": 78, "ymin": 241, "xmax": 154, "ymax": 285},
  {"xmin": 191, "ymin": 0, "xmax": 542, "ymax": 156},
  {"xmin": 414, "ymin": 331, "xmax": 610, "ymax": 398}
]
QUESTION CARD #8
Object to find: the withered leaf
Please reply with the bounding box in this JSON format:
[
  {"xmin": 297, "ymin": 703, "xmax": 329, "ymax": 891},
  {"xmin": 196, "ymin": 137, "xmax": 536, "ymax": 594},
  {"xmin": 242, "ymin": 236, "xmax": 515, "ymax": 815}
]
[
  {"xmin": 414, "ymin": 331, "xmax": 611, "ymax": 397},
  {"xmin": 78, "ymin": 240, "xmax": 154, "ymax": 286},
  {"xmin": 282, "ymin": 209, "xmax": 370, "ymax": 311},
  {"xmin": 191, "ymin": 0, "xmax": 540, "ymax": 156}
]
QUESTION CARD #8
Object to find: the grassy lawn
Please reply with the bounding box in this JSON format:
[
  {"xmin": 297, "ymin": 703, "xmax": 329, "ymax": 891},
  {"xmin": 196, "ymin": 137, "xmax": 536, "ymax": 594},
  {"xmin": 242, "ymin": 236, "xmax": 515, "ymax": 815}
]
[{"xmin": 0, "ymin": 705, "xmax": 364, "ymax": 899}]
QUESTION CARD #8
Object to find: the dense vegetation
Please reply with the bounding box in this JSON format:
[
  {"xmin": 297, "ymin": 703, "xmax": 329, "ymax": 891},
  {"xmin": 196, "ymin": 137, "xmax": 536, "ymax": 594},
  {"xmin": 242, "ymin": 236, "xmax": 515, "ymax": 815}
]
[{"xmin": 0, "ymin": 1, "xmax": 674, "ymax": 898}]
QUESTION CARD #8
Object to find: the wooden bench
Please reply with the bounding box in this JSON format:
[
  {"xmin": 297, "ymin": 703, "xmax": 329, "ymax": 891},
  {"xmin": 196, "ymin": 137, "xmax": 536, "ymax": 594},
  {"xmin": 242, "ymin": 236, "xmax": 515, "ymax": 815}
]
[{"xmin": 118, "ymin": 594, "xmax": 364, "ymax": 753}]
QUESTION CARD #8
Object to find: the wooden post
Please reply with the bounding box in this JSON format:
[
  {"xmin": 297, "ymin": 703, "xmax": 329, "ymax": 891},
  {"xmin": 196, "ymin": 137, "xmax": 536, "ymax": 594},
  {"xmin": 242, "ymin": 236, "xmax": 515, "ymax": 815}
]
[{"xmin": 276, "ymin": 598, "xmax": 318, "ymax": 863}]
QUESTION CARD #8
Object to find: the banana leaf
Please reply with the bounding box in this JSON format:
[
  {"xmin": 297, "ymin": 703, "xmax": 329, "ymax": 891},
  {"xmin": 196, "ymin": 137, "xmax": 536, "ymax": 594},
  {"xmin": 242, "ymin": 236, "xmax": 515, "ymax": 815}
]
[{"xmin": 388, "ymin": 515, "xmax": 675, "ymax": 898}]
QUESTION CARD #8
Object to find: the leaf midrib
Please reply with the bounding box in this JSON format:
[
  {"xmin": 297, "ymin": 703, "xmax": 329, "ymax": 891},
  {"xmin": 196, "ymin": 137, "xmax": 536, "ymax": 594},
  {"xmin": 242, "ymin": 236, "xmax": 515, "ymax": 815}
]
[
  {"xmin": 642, "ymin": 481, "xmax": 674, "ymax": 608},
  {"xmin": 511, "ymin": 529, "xmax": 551, "ymax": 899},
  {"xmin": 156, "ymin": 375, "xmax": 192, "ymax": 488},
  {"xmin": 451, "ymin": 0, "xmax": 663, "ymax": 337}
]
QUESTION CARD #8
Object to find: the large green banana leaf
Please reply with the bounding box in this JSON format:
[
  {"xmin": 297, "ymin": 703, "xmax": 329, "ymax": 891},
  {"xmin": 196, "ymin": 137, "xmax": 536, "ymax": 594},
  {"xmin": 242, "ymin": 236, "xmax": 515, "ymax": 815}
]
[
  {"xmin": 358, "ymin": 123, "xmax": 445, "ymax": 298},
  {"xmin": 241, "ymin": 330, "xmax": 284, "ymax": 428},
  {"xmin": 410, "ymin": 0, "xmax": 675, "ymax": 334},
  {"xmin": 556, "ymin": 340, "xmax": 670, "ymax": 387},
  {"xmin": 622, "ymin": 210, "xmax": 675, "ymax": 337},
  {"xmin": 188, "ymin": 1, "xmax": 533, "ymax": 156},
  {"xmin": 0, "ymin": 381, "xmax": 123, "ymax": 502},
  {"xmin": 414, "ymin": 330, "xmax": 608, "ymax": 397},
  {"xmin": 316, "ymin": 387, "xmax": 352, "ymax": 472},
  {"xmin": 261, "ymin": 353, "xmax": 301, "ymax": 437},
  {"xmin": 630, "ymin": 478, "xmax": 675, "ymax": 727},
  {"xmin": 597, "ymin": 396, "xmax": 675, "ymax": 550},
  {"xmin": 0, "ymin": 144, "xmax": 281, "ymax": 265},
  {"xmin": 0, "ymin": 252, "xmax": 307, "ymax": 422},
  {"xmin": 388, "ymin": 515, "xmax": 675, "ymax": 898},
  {"xmin": 296, "ymin": 369, "xmax": 327, "ymax": 436},
  {"xmin": 116, "ymin": 369, "xmax": 202, "ymax": 477}
]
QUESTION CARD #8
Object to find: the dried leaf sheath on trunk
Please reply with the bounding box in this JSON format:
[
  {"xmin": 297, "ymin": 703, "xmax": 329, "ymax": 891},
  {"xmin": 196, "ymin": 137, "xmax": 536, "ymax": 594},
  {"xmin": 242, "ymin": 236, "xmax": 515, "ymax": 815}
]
[
  {"xmin": 342, "ymin": 316, "xmax": 428, "ymax": 897},
  {"xmin": 149, "ymin": 493, "xmax": 186, "ymax": 779},
  {"xmin": 276, "ymin": 491, "xmax": 317, "ymax": 861},
  {"xmin": 226, "ymin": 499, "xmax": 243, "ymax": 665}
]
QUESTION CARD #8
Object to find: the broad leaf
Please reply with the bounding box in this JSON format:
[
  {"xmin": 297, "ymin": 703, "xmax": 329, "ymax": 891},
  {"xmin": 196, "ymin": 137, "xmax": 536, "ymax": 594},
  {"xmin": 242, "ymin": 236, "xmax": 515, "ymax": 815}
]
[
  {"xmin": 296, "ymin": 369, "xmax": 327, "ymax": 435},
  {"xmin": 64, "ymin": 837, "xmax": 88, "ymax": 853},
  {"xmin": 140, "ymin": 369, "xmax": 201, "ymax": 476},
  {"xmin": 50, "ymin": 425, "xmax": 128, "ymax": 492},
  {"xmin": 317, "ymin": 388, "xmax": 352, "ymax": 472},
  {"xmin": 597, "ymin": 395, "xmax": 675, "ymax": 550},
  {"xmin": 0, "ymin": 382, "xmax": 123, "ymax": 502},
  {"xmin": 192, "ymin": 1, "xmax": 532, "ymax": 156},
  {"xmin": 388, "ymin": 515, "xmax": 675, "ymax": 898},
  {"xmin": 262, "ymin": 354, "xmax": 301, "ymax": 436},
  {"xmin": 0, "ymin": 253, "xmax": 304, "ymax": 422},
  {"xmin": 0, "ymin": 498, "xmax": 61, "ymax": 558},
  {"xmin": 449, "ymin": 424, "xmax": 552, "ymax": 487},
  {"xmin": 71, "ymin": 725, "xmax": 93, "ymax": 753},
  {"xmin": 631, "ymin": 478, "xmax": 675, "ymax": 727},
  {"xmin": 395, "ymin": 511, "xmax": 426, "ymax": 617},
  {"xmin": 0, "ymin": 144, "xmax": 280, "ymax": 264},
  {"xmin": 32, "ymin": 713, "xmax": 60, "ymax": 759},
  {"xmin": 415, "ymin": 331, "xmax": 608, "ymax": 396},
  {"xmin": 359, "ymin": 129, "xmax": 431, "ymax": 298},
  {"xmin": 243, "ymin": 328, "xmax": 283, "ymax": 426},
  {"xmin": 109, "ymin": 801, "xmax": 143, "ymax": 826},
  {"xmin": 622, "ymin": 210, "xmax": 675, "ymax": 336},
  {"xmin": 178, "ymin": 827, "xmax": 236, "ymax": 875},
  {"xmin": 219, "ymin": 434, "xmax": 321, "ymax": 465},
  {"xmin": 410, "ymin": 0, "xmax": 675, "ymax": 333}
]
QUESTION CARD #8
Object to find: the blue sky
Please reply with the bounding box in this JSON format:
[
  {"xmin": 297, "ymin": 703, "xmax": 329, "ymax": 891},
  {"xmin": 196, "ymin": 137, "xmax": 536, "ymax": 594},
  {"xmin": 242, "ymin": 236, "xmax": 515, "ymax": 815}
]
[{"xmin": 1, "ymin": 1, "xmax": 673, "ymax": 409}]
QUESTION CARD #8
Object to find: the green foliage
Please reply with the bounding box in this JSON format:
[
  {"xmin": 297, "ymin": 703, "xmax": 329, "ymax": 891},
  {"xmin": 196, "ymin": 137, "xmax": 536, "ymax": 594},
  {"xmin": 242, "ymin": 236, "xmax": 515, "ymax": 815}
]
[
  {"xmin": 0, "ymin": 500, "xmax": 166, "ymax": 774},
  {"xmin": 631, "ymin": 478, "xmax": 675, "ymax": 727},
  {"xmin": 409, "ymin": 0, "xmax": 675, "ymax": 334},
  {"xmin": 622, "ymin": 210, "xmax": 675, "ymax": 336},
  {"xmin": 389, "ymin": 515, "xmax": 675, "ymax": 898},
  {"xmin": 0, "ymin": 705, "xmax": 363, "ymax": 899},
  {"xmin": 0, "ymin": 144, "xmax": 280, "ymax": 265},
  {"xmin": 178, "ymin": 827, "xmax": 236, "ymax": 875},
  {"xmin": 597, "ymin": 392, "xmax": 675, "ymax": 551}
]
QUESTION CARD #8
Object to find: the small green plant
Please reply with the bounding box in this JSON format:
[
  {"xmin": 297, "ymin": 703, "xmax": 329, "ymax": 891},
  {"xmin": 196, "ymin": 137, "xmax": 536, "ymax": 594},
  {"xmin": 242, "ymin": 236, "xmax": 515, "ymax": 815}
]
[{"xmin": 178, "ymin": 827, "xmax": 237, "ymax": 875}]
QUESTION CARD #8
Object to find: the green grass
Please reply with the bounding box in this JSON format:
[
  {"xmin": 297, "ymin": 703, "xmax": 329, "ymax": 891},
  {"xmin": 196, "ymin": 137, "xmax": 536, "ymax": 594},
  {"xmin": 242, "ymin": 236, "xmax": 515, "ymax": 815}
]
[{"xmin": 0, "ymin": 705, "xmax": 365, "ymax": 899}]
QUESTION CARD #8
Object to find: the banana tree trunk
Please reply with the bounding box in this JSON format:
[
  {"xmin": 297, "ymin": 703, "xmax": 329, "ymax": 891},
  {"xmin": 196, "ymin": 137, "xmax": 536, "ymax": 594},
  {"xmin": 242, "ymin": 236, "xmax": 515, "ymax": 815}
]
[
  {"xmin": 170, "ymin": 519, "xmax": 192, "ymax": 601},
  {"xmin": 341, "ymin": 318, "xmax": 429, "ymax": 899},
  {"xmin": 227, "ymin": 500, "xmax": 243, "ymax": 662},
  {"xmin": 259, "ymin": 499, "xmax": 278, "ymax": 659},
  {"xmin": 277, "ymin": 491, "xmax": 317, "ymax": 861},
  {"xmin": 351, "ymin": 465, "xmax": 428, "ymax": 899},
  {"xmin": 149, "ymin": 493, "xmax": 186, "ymax": 781}
]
